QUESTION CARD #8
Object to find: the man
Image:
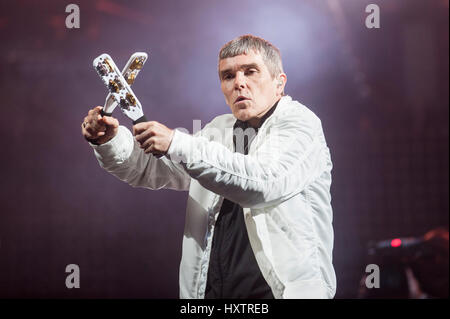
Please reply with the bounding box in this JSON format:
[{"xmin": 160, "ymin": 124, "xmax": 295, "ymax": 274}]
[{"xmin": 81, "ymin": 35, "xmax": 336, "ymax": 299}]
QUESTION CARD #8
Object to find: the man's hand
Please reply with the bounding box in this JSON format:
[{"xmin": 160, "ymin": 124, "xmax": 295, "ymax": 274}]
[
  {"xmin": 133, "ymin": 121, "xmax": 174, "ymax": 155},
  {"xmin": 81, "ymin": 106, "xmax": 119, "ymax": 145}
]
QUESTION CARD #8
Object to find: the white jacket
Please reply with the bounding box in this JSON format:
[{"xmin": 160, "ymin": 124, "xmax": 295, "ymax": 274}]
[{"xmin": 91, "ymin": 95, "xmax": 336, "ymax": 299}]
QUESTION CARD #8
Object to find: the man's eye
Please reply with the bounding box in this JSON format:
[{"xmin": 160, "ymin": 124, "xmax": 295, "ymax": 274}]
[
  {"xmin": 223, "ymin": 74, "xmax": 233, "ymax": 80},
  {"xmin": 245, "ymin": 69, "xmax": 257, "ymax": 75}
]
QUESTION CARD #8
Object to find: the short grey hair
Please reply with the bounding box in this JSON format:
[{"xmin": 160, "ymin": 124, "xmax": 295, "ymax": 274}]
[{"xmin": 219, "ymin": 34, "xmax": 284, "ymax": 79}]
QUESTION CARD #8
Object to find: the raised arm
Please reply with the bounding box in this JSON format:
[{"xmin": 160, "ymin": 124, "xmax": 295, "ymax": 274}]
[
  {"xmin": 82, "ymin": 106, "xmax": 190, "ymax": 191},
  {"xmin": 92, "ymin": 126, "xmax": 190, "ymax": 191},
  {"xmin": 166, "ymin": 109, "xmax": 330, "ymax": 208}
]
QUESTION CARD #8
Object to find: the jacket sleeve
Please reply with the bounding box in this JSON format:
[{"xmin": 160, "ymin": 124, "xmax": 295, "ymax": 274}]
[
  {"xmin": 91, "ymin": 125, "xmax": 191, "ymax": 191},
  {"xmin": 166, "ymin": 110, "xmax": 330, "ymax": 208}
]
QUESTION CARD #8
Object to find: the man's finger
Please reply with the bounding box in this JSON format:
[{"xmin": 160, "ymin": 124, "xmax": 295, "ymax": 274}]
[
  {"xmin": 83, "ymin": 130, "xmax": 95, "ymax": 139},
  {"xmin": 133, "ymin": 121, "xmax": 157, "ymax": 136},
  {"xmin": 133, "ymin": 122, "xmax": 147, "ymax": 136},
  {"xmin": 94, "ymin": 106, "xmax": 103, "ymax": 113},
  {"xmin": 135, "ymin": 130, "xmax": 154, "ymax": 144},
  {"xmin": 85, "ymin": 125, "xmax": 98, "ymax": 135},
  {"xmin": 102, "ymin": 116, "xmax": 118, "ymax": 127},
  {"xmin": 89, "ymin": 120, "xmax": 105, "ymax": 131},
  {"xmin": 88, "ymin": 106, "xmax": 102, "ymax": 116},
  {"xmin": 144, "ymin": 143, "xmax": 156, "ymax": 154},
  {"xmin": 141, "ymin": 137, "xmax": 156, "ymax": 149}
]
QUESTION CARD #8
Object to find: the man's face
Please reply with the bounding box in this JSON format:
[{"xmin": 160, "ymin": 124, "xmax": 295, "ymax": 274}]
[{"xmin": 219, "ymin": 50, "xmax": 286, "ymax": 126}]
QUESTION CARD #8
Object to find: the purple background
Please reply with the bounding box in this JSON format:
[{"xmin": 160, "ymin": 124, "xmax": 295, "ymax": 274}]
[{"xmin": 0, "ymin": 0, "xmax": 448, "ymax": 298}]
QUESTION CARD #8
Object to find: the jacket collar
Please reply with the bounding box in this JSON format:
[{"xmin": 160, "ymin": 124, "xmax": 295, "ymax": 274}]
[{"xmin": 233, "ymin": 97, "xmax": 283, "ymax": 132}]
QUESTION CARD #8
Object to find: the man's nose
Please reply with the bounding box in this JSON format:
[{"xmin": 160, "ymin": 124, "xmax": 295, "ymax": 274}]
[{"xmin": 234, "ymin": 72, "xmax": 246, "ymax": 89}]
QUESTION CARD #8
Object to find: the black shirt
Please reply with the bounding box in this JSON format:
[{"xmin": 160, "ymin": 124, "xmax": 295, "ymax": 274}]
[{"xmin": 204, "ymin": 100, "xmax": 279, "ymax": 299}]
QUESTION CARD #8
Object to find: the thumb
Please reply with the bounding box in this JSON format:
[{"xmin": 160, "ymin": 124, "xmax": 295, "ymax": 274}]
[{"xmin": 102, "ymin": 116, "xmax": 118, "ymax": 127}]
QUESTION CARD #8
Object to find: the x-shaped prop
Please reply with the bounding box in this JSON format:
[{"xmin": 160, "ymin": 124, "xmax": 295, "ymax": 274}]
[{"xmin": 93, "ymin": 52, "xmax": 148, "ymax": 124}]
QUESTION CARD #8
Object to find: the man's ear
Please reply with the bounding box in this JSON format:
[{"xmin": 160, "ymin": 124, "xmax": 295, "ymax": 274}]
[{"xmin": 276, "ymin": 73, "xmax": 287, "ymax": 95}]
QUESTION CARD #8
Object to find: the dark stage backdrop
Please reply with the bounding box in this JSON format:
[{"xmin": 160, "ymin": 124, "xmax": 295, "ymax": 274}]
[{"xmin": 0, "ymin": 0, "xmax": 448, "ymax": 298}]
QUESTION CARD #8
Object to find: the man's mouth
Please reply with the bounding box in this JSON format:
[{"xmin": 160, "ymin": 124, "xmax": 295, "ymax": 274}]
[{"xmin": 235, "ymin": 96, "xmax": 250, "ymax": 103}]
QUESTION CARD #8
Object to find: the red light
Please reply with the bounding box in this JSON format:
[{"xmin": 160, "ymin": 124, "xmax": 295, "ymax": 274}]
[{"xmin": 391, "ymin": 238, "xmax": 402, "ymax": 247}]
